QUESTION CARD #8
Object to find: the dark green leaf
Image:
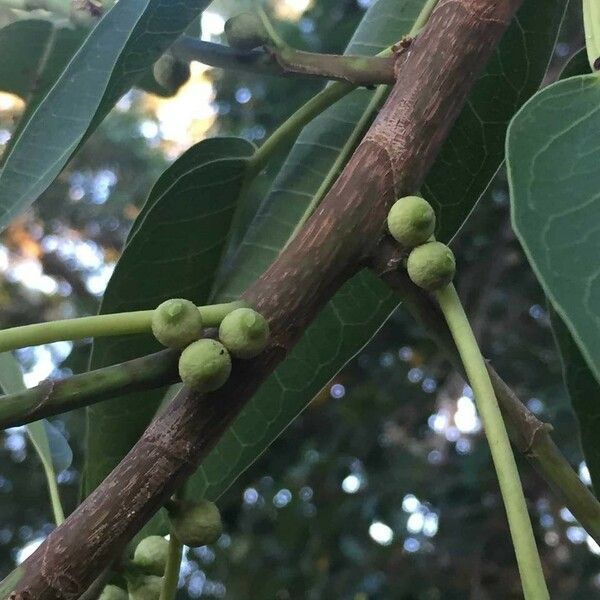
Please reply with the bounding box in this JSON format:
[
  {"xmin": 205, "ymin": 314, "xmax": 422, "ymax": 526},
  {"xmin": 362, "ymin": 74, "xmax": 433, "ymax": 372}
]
[
  {"xmin": 84, "ymin": 137, "xmax": 255, "ymax": 496},
  {"xmin": 0, "ymin": 0, "xmax": 210, "ymax": 232},
  {"xmin": 186, "ymin": 0, "xmax": 565, "ymax": 502},
  {"xmin": 507, "ymin": 73, "xmax": 600, "ymax": 383},
  {"xmin": 550, "ymin": 305, "xmax": 600, "ymax": 496}
]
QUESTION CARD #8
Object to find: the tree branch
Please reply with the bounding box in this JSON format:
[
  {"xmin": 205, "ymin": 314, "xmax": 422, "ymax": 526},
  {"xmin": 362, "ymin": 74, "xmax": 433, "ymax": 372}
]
[
  {"xmin": 5, "ymin": 1, "xmax": 527, "ymax": 597},
  {"xmin": 371, "ymin": 240, "xmax": 600, "ymax": 544},
  {"xmin": 170, "ymin": 36, "xmax": 396, "ymax": 86}
]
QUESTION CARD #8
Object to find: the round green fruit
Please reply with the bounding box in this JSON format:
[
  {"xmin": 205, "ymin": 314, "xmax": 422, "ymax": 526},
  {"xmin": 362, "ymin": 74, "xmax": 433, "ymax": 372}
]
[
  {"xmin": 225, "ymin": 13, "xmax": 271, "ymax": 51},
  {"xmin": 218, "ymin": 308, "xmax": 269, "ymax": 359},
  {"xmin": 178, "ymin": 339, "xmax": 232, "ymax": 392},
  {"xmin": 169, "ymin": 500, "xmax": 223, "ymax": 547},
  {"xmin": 132, "ymin": 535, "xmax": 169, "ymax": 577},
  {"xmin": 406, "ymin": 241, "xmax": 455, "ymax": 291},
  {"xmin": 152, "ymin": 53, "xmax": 191, "ymax": 95},
  {"xmin": 151, "ymin": 298, "xmax": 203, "ymax": 349},
  {"xmin": 98, "ymin": 584, "xmax": 128, "ymax": 600},
  {"xmin": 127, "ymin": 575, "xmax": 163, "ymax": 600},
  {"xmin": 387, "ymin": 195, "xmax": 435, "ymax": 247}
]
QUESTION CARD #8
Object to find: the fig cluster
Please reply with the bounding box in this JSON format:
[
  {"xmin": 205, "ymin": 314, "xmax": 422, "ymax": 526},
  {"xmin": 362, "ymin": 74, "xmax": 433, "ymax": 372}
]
[
  {"xmin": 387, "ymin": 195, "xmax": 455, "ymax": 291},
  {"xmin": 151, "ymin": 300, "xmax": 269, "ymax": 392}
]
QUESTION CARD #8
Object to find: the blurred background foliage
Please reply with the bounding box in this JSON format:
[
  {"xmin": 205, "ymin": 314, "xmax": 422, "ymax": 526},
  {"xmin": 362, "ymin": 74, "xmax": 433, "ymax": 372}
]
[{"xmin": 0, "ymin": 0, "xmax": 597, "ymax": 598}]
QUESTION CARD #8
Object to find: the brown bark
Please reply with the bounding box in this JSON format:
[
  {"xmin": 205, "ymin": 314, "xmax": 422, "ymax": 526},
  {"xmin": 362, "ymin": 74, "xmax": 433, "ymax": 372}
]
[{"xmin": 7, "ymin": 1, "xmax": 524, "ymax": 597}]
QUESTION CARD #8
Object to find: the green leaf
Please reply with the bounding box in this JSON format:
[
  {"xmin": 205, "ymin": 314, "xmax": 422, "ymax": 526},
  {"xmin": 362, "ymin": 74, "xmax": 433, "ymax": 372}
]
[
  {"xmin": 507, "ymin": 73, "xmax": 600, "ymax": 383},
  {"xmin": 187, "ymin": 0, "xmax": 565, "ymax": 502},
  {"xmin": 550, "ymin": 305, "xmax": 600, "ymax": 496},
  {"xmin": 0, "ymin": 0, "xmax": 211, "ymax": 232},
  {"xmin": 0, "ymin": 352, "xmax": 71, "ymax": 523},
  {"xmin": 84, "ymin": 137, "xmax": 255, "ymax": 497}
]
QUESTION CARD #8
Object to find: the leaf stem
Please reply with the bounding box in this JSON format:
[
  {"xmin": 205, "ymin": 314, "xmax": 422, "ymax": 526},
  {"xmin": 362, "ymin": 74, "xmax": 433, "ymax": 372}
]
[
  {"xmin": 159, "ymin": 530, "xmax": 183, "ymax": 600},
  {"xmin": 0, "ymin": 301, "xmax": 245, "ymax": 353},
  {"xmin": 44, "ymin": 462, "xmax": 65, "ymax": 525},
  {"xmin": 246, "ymin": 81, "xmax": 354, "ymax": 179},
  {"xmin": 435, "ymin": 284, "xmax": 548, "ymax": 600}
]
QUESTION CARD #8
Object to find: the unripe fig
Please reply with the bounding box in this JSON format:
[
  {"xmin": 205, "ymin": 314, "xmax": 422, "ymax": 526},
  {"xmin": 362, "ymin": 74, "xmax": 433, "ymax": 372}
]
[
  {"xmin": 98, "ymin": 585, "xmax": 128, "ymax": 600},
  {"xmin": 132, "ymin": 535, "xmax": 169, "ymax": 577},
  {"xmin": 387, "ymin": 195, "xmax": 435, "ymax": 247},
  {"xmin": 151, "ymin": 298, "xmax": 203, "ymax": 349},
  {"xmin": 169, "ymin": 500, "xmax": 223, "ymax": 547},
  {"xmin": 152, "ymin": 53, "xmax": 191, "ymax": 95},
  {"xmin": 406, "ymin": 241, "xmax": 455, "ymax": 291},
  {"xmin": 178, "ymin": 339, "xmax": 232, "ymax": 392},
  {"xmin": 218, "ymin": 308, "xmax": 269, "ymax": 359},
  {"xmin": 127, "ymin": 575, "xmax": 163, "ymax": 600},
  {"xmin": 225, "ymin": 13, "xmax": 271, "ymax": 51}
]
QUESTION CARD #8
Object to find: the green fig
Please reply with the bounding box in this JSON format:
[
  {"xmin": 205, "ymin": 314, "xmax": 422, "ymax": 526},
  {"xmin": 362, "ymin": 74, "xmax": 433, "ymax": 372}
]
[
  {"xmin": 151, "ymin": 298, "xmax": 203, "ymax": 349},
  {"xmin": 98, "ymin": 584, "xmax": 128, "ymax": 600},
  {"xmin": 387, "ymin": 195, "xmax": 435, "ymax": 247},
  {"xmin": 178, "ymin": 339, "xmax": 232, "ymax": 392},
  {"xmin": 169, "ymin": 500, "xmax": 223, "ymax": 547},
  {"xmin": 218, "ymin": 307, "xmax": 269, "ymax": 359},
  {"xmin": 225, "ymin": 13, "xmax": 271, "ymax": 51},
  {"xmin": 406, "ymin": 241, "xmax": 455, "ymax": 291},
  {"xmin": 132, "ymin": 535, "xmax": 169, "ymax": 577},
  {"xmin": 152, "ymin": 53, "xmax": 191, "ymax": 95}
]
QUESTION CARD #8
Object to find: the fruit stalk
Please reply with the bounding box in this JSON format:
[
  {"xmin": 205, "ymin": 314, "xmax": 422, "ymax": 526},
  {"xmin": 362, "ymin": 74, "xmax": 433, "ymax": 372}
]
[
  {"xmin": 0, "ymin": 301, "xmax": 245, "ymax": 353},
  {"xmin": 435, "ymin": 284, "xmax": 548, "ymax": 600}
]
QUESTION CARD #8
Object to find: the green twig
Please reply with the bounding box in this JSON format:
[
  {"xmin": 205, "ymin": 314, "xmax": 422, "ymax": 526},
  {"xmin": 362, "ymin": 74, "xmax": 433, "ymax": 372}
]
[
  {"xmin": 0, "ymin": 301, "xmax": 244, "ymax": 353},
  {"xmin": 159, "ymin": 530, "xmax": 183, "ymax": 600},
  {"xmin": 0, "ymin": 349, "xmax": 179, "ymax": 430},
  {"xmin": 435, "ymin": 284, "xmax": 548, "ymax": 600}
]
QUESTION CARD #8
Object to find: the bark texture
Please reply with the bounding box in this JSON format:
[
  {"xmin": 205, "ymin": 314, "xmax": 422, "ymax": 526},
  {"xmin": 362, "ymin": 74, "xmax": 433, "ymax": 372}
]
[{"xmin": 7, "ymin": 1, "xmax": 523, "ymax": 597}]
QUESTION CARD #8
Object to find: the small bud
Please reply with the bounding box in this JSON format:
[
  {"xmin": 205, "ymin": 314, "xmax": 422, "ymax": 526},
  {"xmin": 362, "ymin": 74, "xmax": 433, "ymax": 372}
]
[
  {"xmin": 132, "ymin": 535, "xmax": 169, "ymax": 577},
  {"xmin": 178, "ymin": 339, "xmax": 232, "ymax": 392},
  {"xmin": 225, "ymin": 13, "xmax": 271, "ymax": 51},
  {"xmin": 151, "ymin": 298, "xmax": 203, "ymax": 349},
  {"xmin": 98, "ymin": 585, "xmax": 127, "ymax": 600},
  {"xmin": 406, "ymin": 241, "xmax": 455, "ymax": 291},
  {"xmin": 218, "ymin": 308, "xmax": 269, "ymax": 359},
  {"xmin": 169, "ymin": 500, "xmax": 223, "ymax": 547},
  {"xmin": 152, "ymin": 53, "xmax": 191, "ymax": 95},
  {"xmin": 387, "ymin": 195, "xmax": 435, "ymax": 247},
  {"xmin": 127, "ymin": 575, "xmax": 163, "ymax": 600}
]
